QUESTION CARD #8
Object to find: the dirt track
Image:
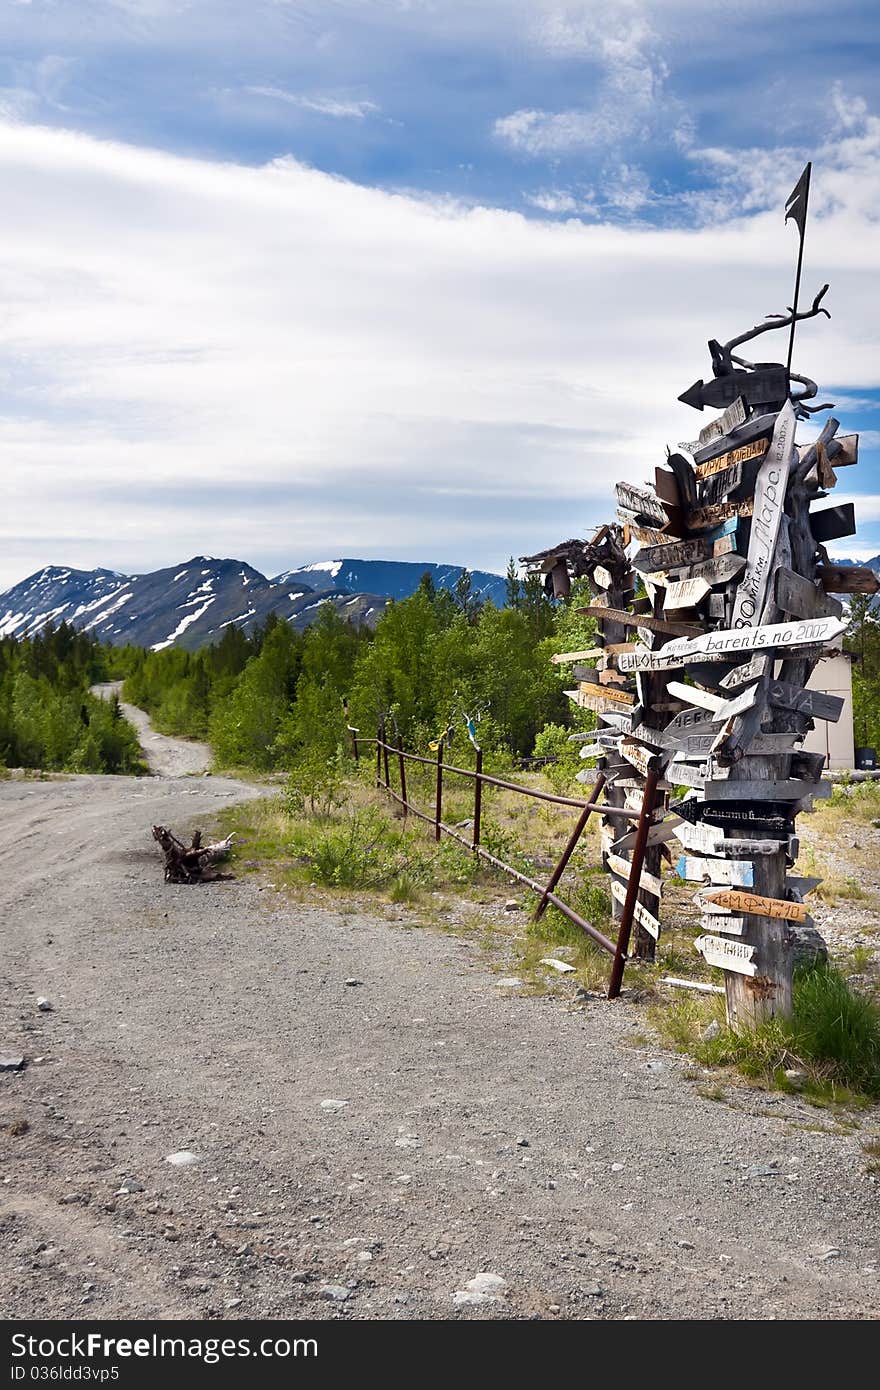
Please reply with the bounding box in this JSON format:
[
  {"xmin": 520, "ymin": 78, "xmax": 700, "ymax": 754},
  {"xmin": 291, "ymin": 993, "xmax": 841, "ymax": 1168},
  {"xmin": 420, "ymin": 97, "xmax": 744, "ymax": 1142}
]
[{"xmin": 1, "ymin": 709, "xmax": 879, "ymax": 1321}]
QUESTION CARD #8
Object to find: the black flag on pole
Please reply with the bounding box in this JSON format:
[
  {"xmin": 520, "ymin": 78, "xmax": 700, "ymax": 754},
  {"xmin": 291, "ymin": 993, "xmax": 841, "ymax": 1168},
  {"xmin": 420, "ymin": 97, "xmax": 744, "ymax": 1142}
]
[{"xmin": 785, "ymin": 162, "xmax": 811, "ymax": 237}]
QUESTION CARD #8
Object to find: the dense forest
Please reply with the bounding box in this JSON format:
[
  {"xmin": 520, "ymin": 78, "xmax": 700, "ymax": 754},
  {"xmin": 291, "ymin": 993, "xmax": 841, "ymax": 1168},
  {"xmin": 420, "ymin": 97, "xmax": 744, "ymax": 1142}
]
[
  {"xmin": 120, "ymin": 568, "xmax": 598, "ymax": 774},
  {"xmin": 0, "ymin": 624, "xmax": 143, "ymax": 773}
]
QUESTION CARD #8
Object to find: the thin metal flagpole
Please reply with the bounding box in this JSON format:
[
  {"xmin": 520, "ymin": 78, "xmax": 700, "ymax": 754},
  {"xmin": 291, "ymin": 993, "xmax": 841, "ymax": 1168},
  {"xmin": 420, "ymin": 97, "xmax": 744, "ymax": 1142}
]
[{"xmin": 785, "ymin": 162, "xmax": 811, "ymax": 378}]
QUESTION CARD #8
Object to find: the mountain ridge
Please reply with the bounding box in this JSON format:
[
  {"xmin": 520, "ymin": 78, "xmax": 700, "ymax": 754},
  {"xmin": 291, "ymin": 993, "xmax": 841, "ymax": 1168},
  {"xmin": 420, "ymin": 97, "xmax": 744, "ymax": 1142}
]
[{"xmin": 0, "ymin": 555, "xmax": 507, "ymax": 651}]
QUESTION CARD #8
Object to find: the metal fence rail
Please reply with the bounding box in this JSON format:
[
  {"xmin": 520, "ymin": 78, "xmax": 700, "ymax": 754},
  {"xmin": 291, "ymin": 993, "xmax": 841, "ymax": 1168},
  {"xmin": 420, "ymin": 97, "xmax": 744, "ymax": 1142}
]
[{"xmin": 351, "ymin": 725, "xmax": 659, "ymax": 994}]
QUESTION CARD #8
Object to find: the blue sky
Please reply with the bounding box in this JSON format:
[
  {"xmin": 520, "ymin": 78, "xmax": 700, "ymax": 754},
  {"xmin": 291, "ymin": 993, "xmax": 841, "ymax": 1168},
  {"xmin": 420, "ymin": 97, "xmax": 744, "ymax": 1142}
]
[{"xmin": 1, "ymin": 0, "xmax": 879, "ymax": 587}]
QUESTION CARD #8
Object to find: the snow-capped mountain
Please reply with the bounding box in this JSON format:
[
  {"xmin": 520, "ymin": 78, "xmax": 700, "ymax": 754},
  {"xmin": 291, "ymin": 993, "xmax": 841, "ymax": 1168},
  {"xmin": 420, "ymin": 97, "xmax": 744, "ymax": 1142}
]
[
  {"xmin": 0, "ymin": 554, "xmax": 509, "ymax": 651},
  {"xmin": 274, "ymin": 558, "xmax": 508, "ymax": 607},
  {"xmin": 0, "ymin": 557, "xmax": 386, "ymax": 650}
]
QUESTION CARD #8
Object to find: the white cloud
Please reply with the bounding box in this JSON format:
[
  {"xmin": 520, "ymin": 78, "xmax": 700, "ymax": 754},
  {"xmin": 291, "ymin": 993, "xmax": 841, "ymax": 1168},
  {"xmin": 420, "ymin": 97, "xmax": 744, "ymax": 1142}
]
[
  {"xmin": 0, "ymin": 110, "xmax": 878, "ymax": 588},
  {"xmin": 243, "ymin": 87, "xmax": 379, "ymax": 119}
]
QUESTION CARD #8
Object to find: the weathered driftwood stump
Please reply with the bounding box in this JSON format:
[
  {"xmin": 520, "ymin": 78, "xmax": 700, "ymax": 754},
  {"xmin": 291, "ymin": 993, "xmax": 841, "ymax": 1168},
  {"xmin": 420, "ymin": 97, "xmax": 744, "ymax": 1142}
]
[{"xmin": 152, "ymin": 826, "xmax": 234, "ymax": 883}]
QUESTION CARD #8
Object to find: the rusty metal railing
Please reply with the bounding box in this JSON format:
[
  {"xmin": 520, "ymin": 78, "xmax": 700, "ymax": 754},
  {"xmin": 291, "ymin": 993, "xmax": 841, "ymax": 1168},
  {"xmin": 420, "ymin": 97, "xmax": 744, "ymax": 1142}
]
[{"xmin": 351, "ymin": 725, "xmax": 661, "ymax": 993}]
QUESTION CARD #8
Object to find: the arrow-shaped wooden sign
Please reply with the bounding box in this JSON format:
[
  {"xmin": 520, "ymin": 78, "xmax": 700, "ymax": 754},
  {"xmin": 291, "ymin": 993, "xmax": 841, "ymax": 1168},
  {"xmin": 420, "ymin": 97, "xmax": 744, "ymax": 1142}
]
[
  {"xmin": 730, "ymin": 401, "xmax": 796, "ymax": 629},
  {"xmin": 632, "ymin": 537, "xmax": 710, "ymax": 574},
  {"xmin": 612, "ymin": 817, "xmax": 683, "ymax": 855},
  {"xmin": 676, "ymin": 856, "xmax": 755, "ymax": 887},
  {"xmin": 816, "ymin": 563, "xmax": 880, "ymax": 595},
  {"xmin": 605, "ymin": 852, "xmax": 663, "ymax": 898},
  {"xmin": 609, "ymin": 878, "xmax": 661, "ymax": 939},
  {"xmin": 615, "ymin": 482, "xmax": 669, "ymax": 526},
  {"xmin": 701, "ymin": 888, "xmax": 808, "ymax": 923},
  {"xmin": 672, "ymin": 799, "xmax": 795, "ymax": 833},
  {"xmin": 809, "ymin": 503, "xmax": 856, "ymax": 543},
  {"xmin": 687, "ymin": 499, "xmax": 754, "ymax": 531},
  {"xmin": 694, "ymin": 934, "xmax": 758, "ymax": 976},
  {"xmin": 618, "ymin": 737, "xmax": 667, "ymax": 778},
  {"xmin": 694, "ymin": 432, "xmax": 771, "ymax": 480},
  {"xmin": 663, "ymin": 577, "xmax": 711, "ymax": 611},
  {"xmin": 576, "ymin": 605, "xmax": 701, "ymax": 638},
  {"xmin": 679, "ymin": 366, "xmax": 789, "ymax": 413},
  {"xmin": 767, "ymin": 679, "xmax": 844, "ymax": 723},
  {"xmin": 718, "ymin": 653, "xmax": 770, "ymax": 690},
  {"xmin": 690, "ymin": 552, "xmax": 747, "ymax": 587},
  {"xmin": 700, "ymin": 914, "xmax": 748, "ymax": 937},
  {"xmin": 774, "ymin": 567, "xmax": 843, "ymax": 622}
]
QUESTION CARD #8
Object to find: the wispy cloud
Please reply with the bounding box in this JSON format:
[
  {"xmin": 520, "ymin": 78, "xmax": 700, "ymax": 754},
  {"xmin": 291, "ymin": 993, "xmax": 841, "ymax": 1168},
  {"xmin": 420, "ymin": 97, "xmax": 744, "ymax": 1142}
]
[{"xmin": 243, "ymin": 86, "xmax": 379, "ymax": 120}]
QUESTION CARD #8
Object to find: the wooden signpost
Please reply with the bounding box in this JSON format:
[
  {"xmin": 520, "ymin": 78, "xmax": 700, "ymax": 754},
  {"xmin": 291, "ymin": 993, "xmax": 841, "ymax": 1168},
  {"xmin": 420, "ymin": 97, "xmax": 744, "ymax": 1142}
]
[{"xmin": 528, "ymin": 172, "xmax": 862, "ymax": 1023}]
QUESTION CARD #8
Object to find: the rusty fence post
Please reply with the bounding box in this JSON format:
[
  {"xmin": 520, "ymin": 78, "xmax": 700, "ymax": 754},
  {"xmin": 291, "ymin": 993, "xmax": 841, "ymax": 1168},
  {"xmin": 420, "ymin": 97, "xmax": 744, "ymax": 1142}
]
[
  {"xmin": 533, "ymin": 771, "xmax": 607, "ymax": 923},
  {"xmin": 397, "ymin": 737, "xmax": 408, "ymax": 818},
  {"xmin": 435, "ymin": 739, "xmax": 444, "ymax": 841},
  {"xmin": 350, "ymin": 727, "xmax": 360, "ymax": 763},
  {"xmin": 607, "ymin": 769, "xmax": 660, "ymax": 999},
  {"xmin": 381, "ymin": 725, "xmax": 391, "ymax": 791},
  {"xmin": 375, "ymin": 724, "xmax": 382, "ymax": 788},
  {"xmin": 472, "ymin": 747, "xmax": 483, "ymax": 852}
]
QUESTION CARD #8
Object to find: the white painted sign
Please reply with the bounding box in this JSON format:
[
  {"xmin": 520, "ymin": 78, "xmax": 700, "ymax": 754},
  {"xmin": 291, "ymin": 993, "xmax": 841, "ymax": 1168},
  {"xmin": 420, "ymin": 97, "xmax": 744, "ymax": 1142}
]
[
  {"xmin": 610, "ymin": 878, "xmax": 660, "ymax": 939},
  {"xmin": 694, "ymin": 934, "xmax": 757, "ymax": 976},
  {"xmin": 578, "ymin": 743, "xmax": 605, "ymax": 759},
  {"xmin": 665, "ymin": 681, "xmax": 725, "ymax": 713},
  {"xmin": 663, "ymin": 577, "xmax": 711, "ymax": 611},
  {"xmin": 617, "ymin": 615, "xmax": 845, "ymax": 673},
  {"xmin": 606, "ymin": 852, "xmax": 663, "ymax": 898},
  {"xmin": 672, "ymin": 819, "xmax": 724, "ymax": 854},
  {"xmin": 730, "ymin": 401, "xmax": 796, "ymax": 628},
  {"xmin": 592, "ymin": 564, "xmax": 613, "ymax": 591},
  {"xmin": 701, "ymin": 914, "xmax": 747, "ymax": 937},
  {"xmin": 719, "ymin": 653, "xmax": 770, "ymax": 690}
]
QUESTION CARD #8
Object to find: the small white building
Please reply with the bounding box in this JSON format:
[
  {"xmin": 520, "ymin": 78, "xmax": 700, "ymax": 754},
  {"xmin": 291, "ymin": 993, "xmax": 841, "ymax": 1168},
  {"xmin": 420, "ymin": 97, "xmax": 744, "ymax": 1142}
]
[{"xmin": 802, "ymin": 652, "xmax": 855, "ymax": 771}]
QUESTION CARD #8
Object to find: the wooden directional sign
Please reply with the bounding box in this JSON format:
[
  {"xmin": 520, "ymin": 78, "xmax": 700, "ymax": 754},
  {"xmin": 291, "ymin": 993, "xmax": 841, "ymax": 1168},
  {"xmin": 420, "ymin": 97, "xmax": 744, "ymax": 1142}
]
[
  {"xmin": 679, "ymin": 366, "xmax": 789, "ymax": 413},
  {"xmin": 695, "ymin": 432, "xmax": 770, "ymax": 480},
  {"xmin": 628, "ymin": 523, "xmax": 683, "ymax": 547},
  {"xmin": 786, "ymin": 875, "xmax": 822, "ymax": 899},
  {"xmin": 615, "ymin": 482, "xmax": 668, "ymax": 526},
  {"xmin": 677, "ymin": 856, "xmax": 755, "ymax": 887},
  {"xmin": 598, "ymin": 710, "xmax": 637, "ymax": 733},
  {"xmin": 730, "ymin": 401, "xmax": 796, "ymax": 629},
  {"xmin": 767, "ymin": 679, "xmax": 844, "ymax": 723},
  {"xmin": 809, "ymin": 503, "xmax": 856, "ymax": 544},
  {"xmin": 593, "ymin": 563, "xmax": 613, "ymax": 590},
  {"xmin": 687, "ymin": 498, "xmax": 754, "ymax": 531},
  {"xmin": 663, "ymin": 577, "xmax": 711, "ymax": 611},
  {"xmin": 679, "ymin": 731, "xmax": 800, "ymax": 758},
  {"xmin": 701, "ymin": 914, "xmax": 747, "ymax": 937},
  {"xmin": 609, "ymin": 878, "xmax": 660, "ymax": 939},
  {"xmin": 673, "ymin": 799, "xmax": 795, "ymax": 833},
  {"xmin": 569, "ymin": 688, "xmax": 632, "ymax": 714},
  {"xmin": 666, "ymin": 707, "xmax": 719, "ymax": 736},
  {"xmin": 702, "ymin": 888, "xmax": 808, "ymax": 923},
  {"xmin": 774, "ymin": 567, "xmax": 843, "ymax": 621},
  {"xmin": 550, "ymin": 648, "xmax": 604, "ymax": 664},
  {"xmin": 690, "ymin": 552, "xmax": 746, "ymax": 587},
  {"xmin": 612, "ymin": 817, "xmax": 683, "ymax": 855},
  {"xmin": 695, "ymin": 396, "xmax": 748, "ymax": 449},
  {"xmin": 665, "ymin": 681, "xmax": 725, "ymax": 713},
  {"xmin": 694, "ymin": 934, "xmax": 757, "ymax": 976},
  {"xmin": 817, "ymin": 563, "xmax": 880, "ymax": 595},
  {"xmin": 640, "ymin": 615, "xmax": 844, "ymax": 668},
  {"xmin": 606, "ymin": 853, "xmax": 663, "ymax": 898},
  {"xmin": 719, "ymin": 653, "xmax": 769, "ymax": 691},
  {"xmin": 618, "ymin": 737, "xmax": 666, "ymax": 777},
  {"xmin": 632, "ymin": 537, "xmax": 709, "ymax": 574},
  {"xmin": 699, "ymin": 460, "xmax": 745, "ymax": 507},
  {"xmin": 669, "ymin": 760, "xmax": 706, "ymax": 789},
  {"xmin": 703, "ymin": 778, "xmax": 830, "ymax": 802},
  {"xmin": 576, "ymin": 606, "xmax": 700, "ymax": 638},
  {"xmin": 672, "ymin": 819, "xmax": 723, "ymax": 854},
  {"xmin": 578, "ymin": 680, "xmax": 634, "ymax": 706}
]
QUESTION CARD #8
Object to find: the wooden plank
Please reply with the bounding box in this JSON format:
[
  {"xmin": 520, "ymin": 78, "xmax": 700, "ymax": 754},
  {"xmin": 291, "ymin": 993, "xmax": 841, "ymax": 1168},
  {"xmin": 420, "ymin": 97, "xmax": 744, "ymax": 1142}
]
[
  {"xmin": 575, "ymin": 605, "xmax": 701, "ymax": 638},
  {"xmin": 654, "ymin": 467, "xmax": 681, "ymax": 509},
  {"xmin": 666, "ymin": 707, "xmax": 719, "ymax": 736},
  {"xmin": 695, "ymin": 432, "xmax": 770, "ymax": 480},
  {"xmin": 666, "ymin": 452, "xmax": 698, "ymax": 509},
  {"xmin": 694, "ymin": 396, "xmax": 748, "ymax": 451},
  {"xmin": 592, "ymin": 563, "xmax": 613, "ymax": 590},
  {"xmin": 700, "ymin": 459, "xmax": 745, "ymax": 507},
  {"xmin": 774, "ymin": 567, "xmax": 843, "ymax": 621},
  {"xmin": 615, "ymin": 482, "xmax": 668, "ymax": 526},
  {"xmin": 786, "ymin": 875, "xmax": 822, "ymax": 899},
  {"xmin": 678, "ymin": 731, "xmax": 801, "ymax": 757},
  {"xmin": 612, "ymin": 817, "xmax": 683, "ymax": 854},
  {"xmin": 568, "ymin": 689, "xmax": 633, "ymax": 714},
  {"xmin": 703, "ymin": 778, "xmax": 831, "ymax": 802},
  {"xmin": 672, "ymin": 820, "xmax": 724, "ymax": 854},
  {"xmin": 681, "ymin": 366, "xmax": 788, "ymax": 414},
  {"xmin": 809, "ymin": 503, "xmax": 856, "ymax": 543},
  {"xmin": 702, "ymin": 889, "xmax": 808, "ymax": 923},
  {"xmin": 618, "ymin": 615, "xmax": 845, "ymax": 673},
  {"xmin": 618, "ymin": 737, "xmax": 666, "ymax": 777},
  {"xmin": 669, "ymin": 760, "xmax": 706, "ymax": 789},
  {"xmin": 677, "ymin": 856, "xmax": 755, "ymax": 887},
  {"xmin": 606, "ymin": 852, "xmax": 663, "ymax": 898},
  {"xmin": 628, "ymin": 523, "xmax": 683, "ymax": 546},
  {"xmin": 665, "ymin": 681, "xmax": 725, "ymax": 713},
  {"xmin": 816, "ymin": 563, "xmax": 880, "ymax": 595},
  {"xmin": 692, "ymin": 410, "xmax": 775, "ymax": 466},
  {"xmin": 700, "ymin": 915, "xmax": 747, "ymax": 937},
  {"xmin": 597, "ymin": 710, "xmax": 637, "ymax": 732},
  {"xmin": 549, "ymin": 648, "xmax": 604, "ymax": 664},
  {"xmin": 577, "ymin": 680, "xmax": 634, "ymax": 706},
  {"xmin": 718, "ymin": 653, "xmax": 769, "ymax": 691},
  {"xmin": 694, "ymin": 934, "xmax": 757, "ymax": 976},
  {"xmin": 577, "ymin": 743, "xmax": 605, "ymax": 760},
  {"xmin": 663, "ymin": 577, "xmax": 711, "ymax": 611},
  {"xmin": 673, "ymin": 799, "xmax": 795, "ymax": 833},
  {"xmin": 610, "ymin": 878, "xmax": 660, "ymax": 939},
  {"xmin": 767, "ymin": 679, "xmax": 844, "ymax": 723},
  {"xmin": 632, "ymin": 537, "xmax": 710, "ymax": 574},
  {"xmin": 690, "ymin": 552, "xmax": 747, "ymax": 586},
  {"xmin": 730, "ymin": 401, "xmax": 796, "ymax": 628},
  {"xmin": 687, "ymin": 498, "xmax": 754, "ymax": 531},
  {"xmin": 790, "ymin": 750, "xmax": 827, "ymax": 781}
]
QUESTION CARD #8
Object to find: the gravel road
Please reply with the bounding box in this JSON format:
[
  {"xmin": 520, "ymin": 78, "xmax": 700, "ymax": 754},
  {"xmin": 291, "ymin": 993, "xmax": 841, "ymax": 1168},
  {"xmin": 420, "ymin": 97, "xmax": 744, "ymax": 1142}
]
[{"xmin": 1, "ymin": 708, "xmax": 878, "ymax": 1321}]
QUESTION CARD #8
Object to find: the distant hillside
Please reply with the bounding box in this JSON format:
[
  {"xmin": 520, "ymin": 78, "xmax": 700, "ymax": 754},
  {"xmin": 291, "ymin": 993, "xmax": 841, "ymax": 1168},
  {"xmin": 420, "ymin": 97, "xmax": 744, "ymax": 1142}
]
[
  {"xmin": 0, "ymin": 554, "xmax": 508, "ymax": 651},
  {"xmin": 275, "ymin": 558, "xmax": 508, "ymax": 607}
]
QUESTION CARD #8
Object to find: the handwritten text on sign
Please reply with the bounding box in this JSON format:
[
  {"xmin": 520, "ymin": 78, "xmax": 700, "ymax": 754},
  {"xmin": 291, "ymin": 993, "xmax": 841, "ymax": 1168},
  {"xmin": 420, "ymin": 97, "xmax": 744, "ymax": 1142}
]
[
  {"xmin": 731, "ymin": 401, "xmax": 796, "ymax": 628},
  {"xmin": 694, "ymin": 935, "xmax": 757, "ymax": 976}
]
